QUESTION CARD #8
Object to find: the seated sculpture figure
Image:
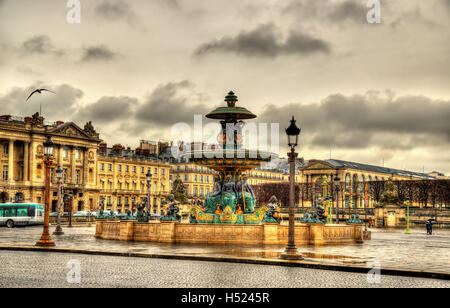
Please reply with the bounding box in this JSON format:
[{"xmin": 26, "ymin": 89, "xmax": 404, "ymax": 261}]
[
  {"xmin": 236, "ymin": 175, "xmax": 256, "ymax": 213},
  {"xmin": 160, "ymin": 195, "xmax": 181, "ymax": 222},
  {"xmin": 205, "ymin": 175, "xmax": 222, "ymax": 213},
  {"xmin": 262, "ymin": 195, "xmax": 281, "ymax": 224},
  {"xmin": 221, "ymin": 175, "xmax": 237, "ymax": 212}
]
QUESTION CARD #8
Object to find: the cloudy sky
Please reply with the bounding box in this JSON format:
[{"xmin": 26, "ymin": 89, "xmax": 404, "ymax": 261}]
[{"xmin": 0, "ymin": 0, "xmax": 449, "ymax": 173}]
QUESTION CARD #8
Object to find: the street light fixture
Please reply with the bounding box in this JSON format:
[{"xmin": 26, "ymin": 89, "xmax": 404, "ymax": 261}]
[
  {"xmin": 67, "ymin": 191, "xmax": 74, "ymax": 228},
  {"xmin": 146, "ymin": 171, "xmax": 152, "ymax": 215},
  {"xmin": 53, "ymin": 165, "xmax": 64, "ymax": 235},
  {"xmin": 36, "ymin": 136, "xmax": 56, "ymax": 247},
  {"xmin": 334, "ymin": 176, "xmax": 340, "ymax": 224},
  {"xmin": 280, "ymin": 116, "xmax": 303, "ymax": 261}
]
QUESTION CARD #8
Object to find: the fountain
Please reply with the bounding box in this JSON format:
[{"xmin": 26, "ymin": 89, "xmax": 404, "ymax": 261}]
[
  {"xmin": 186, "ymin": 91, "xmax": 275, "ymax": 224},
  {"xmin": 94, "ymin": 91, "xmax": 364, "ymax": 246}
]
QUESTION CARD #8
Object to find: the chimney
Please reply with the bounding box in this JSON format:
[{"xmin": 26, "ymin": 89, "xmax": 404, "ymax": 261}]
[
  {"xmin": 113, "ymin": 144, "xmax": 123, "ymax": 155},
  {"xmin": 99, "ymin": 142, "xmax": 107, "ymax": 154},
  {"xmin": 24, "ymin": 117, "xmax": 32, "ymax": 124},
  {"xmin": 56, "ymin": 121, "xmax": 64, "ymax": 126}
]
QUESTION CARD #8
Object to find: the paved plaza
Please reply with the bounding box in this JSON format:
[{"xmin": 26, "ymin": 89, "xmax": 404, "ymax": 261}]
[
  {"xmin": 0, "ymin": 226, "xmax": 449, "ymax": 275},
  {"xmin": 1, "ymin": 250, "xmax": 449, "ymax": 288}
]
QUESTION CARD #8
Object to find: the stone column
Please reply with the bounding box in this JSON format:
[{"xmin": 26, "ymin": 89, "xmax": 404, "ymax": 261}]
[
  {"xmin": 71, "ymin": 147, "xmax": 76, "ymax": 184},
  {"xmin": 24, "ymin": 142, "xmax": 29, "ymax": 182},
  {"xmin": 58, "ymin": 145, "xmax": 63, "ymax": 167},
  {"xmin": 83, "ymin": 148, "xmax": 88, "ymax": 185},
  {"xmin": 8, "ymin": 139, "xmax": 14, "ymax": 182}
]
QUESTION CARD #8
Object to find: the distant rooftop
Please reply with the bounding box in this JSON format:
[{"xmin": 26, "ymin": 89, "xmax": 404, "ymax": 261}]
[{"xmin": 324, "ymin": 159, "xmax": 435, "ymax": 179}]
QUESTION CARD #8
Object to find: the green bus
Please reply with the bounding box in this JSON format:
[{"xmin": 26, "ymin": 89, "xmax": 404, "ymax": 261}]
[{"xmin": 0, "ymin": 203, "xmax": 44, "ymax": 228}]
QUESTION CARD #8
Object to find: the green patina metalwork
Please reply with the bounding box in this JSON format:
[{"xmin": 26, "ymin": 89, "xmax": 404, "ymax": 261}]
[
  {"xmin": 185, "ymin": 91, "xmax": 276, "ymax": 225},
  {"xmin": 347, "ymin": 214, "xmax": 363, "ymax": 224}
]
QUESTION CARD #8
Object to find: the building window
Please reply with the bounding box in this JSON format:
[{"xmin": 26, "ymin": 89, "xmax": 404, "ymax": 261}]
[
  {"xmin": 3, "ymin": 143, "xmax": 8, "ymax": 155},
  {"xmin": 118, "ymin": 165, "xmax": 122, "ymax": 172},
  {"xmin": 118, "ymin": 197, "xmax": 122, "ymax": 206},
  {"xmin": 154, "ymin": 168, "xmax": 158, "ymax": 175},
  {"xmin": 2, "ymin": 166, "xmax": 8, "ymax": 181},
  {"xmin": 76, "ymin": 170, "xmax": 81, "ymax": 184},
  {"xmin": 125, "ymin": 165, "xmax": 129, "ymax": 172},
  {"xmin": 141, "ymin": 167, "xmax": 144, "ymax": 174},
  {"xmin": 161, "ymin": 169, "xmax": 165, "ymax": 176},
  {"xmin": 194, "ymin": 175, "xmax": 198, "ymax": 182},
  {"xmin": 75, "ymin": 149, "xmax": 81, "ymax": 160},
  {"xmin": 63, "ymin": 169, "xmax": 68, "ymax": 183},
  {"xmin": 100, "ymin": 163, "xmax": 104, "ymax": 171},
  {"xmin": 108, "ymin": 164, "xmax": 112, "ymax": 172},
  {"xmin": 63, "ymin": 148, "xmax": 68, "ymax": 159},
  {"xmin": 153, "ymin": 182, "xmax": 157, "ymax": 192},
  {"xmin": 184, "ymin": 175, "xmax": 188, "ymax": 182},
  {"xmin": 200, "ymin": 175, "xmax": 203, "ymax": 183},
  {"xmin": 125, "ymin": 197, "xmax": 129, "ymax": 206},
  {"xmin": 132, "ymin": 166, "xmax": 137, "ymax": 173}
]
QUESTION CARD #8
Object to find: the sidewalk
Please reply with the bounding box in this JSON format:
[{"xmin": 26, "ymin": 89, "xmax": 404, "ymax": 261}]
[{"xmin": 0, "ymin": 226, "xmax": 449, "ymax": 278}]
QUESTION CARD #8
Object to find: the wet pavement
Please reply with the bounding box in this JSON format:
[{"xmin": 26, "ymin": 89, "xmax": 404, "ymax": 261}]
[{"xmin": 0, "ymin": 225, "xmax": 449, "ymax": 274}]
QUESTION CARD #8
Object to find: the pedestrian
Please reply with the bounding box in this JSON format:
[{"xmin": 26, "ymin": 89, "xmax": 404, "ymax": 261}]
[
  {"xmin": 426, "ymin": 221, "xmax": 431, "ymax": 235},
  {"xmin": 429, "ymin": 220, "xmax": 434, "ymax": 235}
]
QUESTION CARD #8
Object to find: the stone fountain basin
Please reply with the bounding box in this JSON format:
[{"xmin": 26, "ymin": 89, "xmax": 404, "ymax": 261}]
[{"xmin": 95, "ymin": 220, "xmax": 364, "ymax": 246}]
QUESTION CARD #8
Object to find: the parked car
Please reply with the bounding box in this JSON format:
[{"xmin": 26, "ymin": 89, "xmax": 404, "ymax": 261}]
[{"xmin": 72, "ymin": 211, "xmax": 90, "ymax": 217}]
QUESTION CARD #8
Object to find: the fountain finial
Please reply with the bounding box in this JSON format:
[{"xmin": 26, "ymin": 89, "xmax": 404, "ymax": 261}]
[{"xmin": 225, "ymin": 91, "xmax": 238, "ymax": 107}]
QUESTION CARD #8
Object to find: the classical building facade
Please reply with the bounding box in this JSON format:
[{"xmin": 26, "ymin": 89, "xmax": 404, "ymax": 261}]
[
  {"xmin": 170, "ymin": 158, "xmax": 216, "ymax": 199},
  {"xmin": 300, "ymin": 159, "xmax": 435, "ymax": 209},
  {"xmin": 97, "ymin": 142, "xmax": 171, "ymax": 214},
  {"xmin": 0, "ymin": 114, "xmax": 101, "ymax": 212}
]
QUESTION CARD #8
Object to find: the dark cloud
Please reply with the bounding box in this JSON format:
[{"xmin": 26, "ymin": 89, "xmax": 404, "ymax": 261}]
[
  {"xmin": 74, "ymin": 96, "xmax": 137, "ymax": 124},
  {"xmin": 443, "ymin": 0, "xmax": 450, "ymax": 11},
  {"xmin": 284, "ymin": 0, "xmax": 367, "ymax": 24},
  {"xmin": 81, "ymin": 46, "xmax": 116, "ymax": 62},
  {"xmin": 20, "ymin": 35, "xmax": 64, "ymax": 56},
  {"xmin": 258, "ymin": 91, "xmax": 450, "ymax": 150},
  {"xmin": 194, "ymin": 24, "xmax": 330, "ymax": 58},
  {"xmin": 135, "ymin": 80, "xmax": 210, "ymax": 127},
  {"xmin": 94, "ymin": 0, "xmax": 135, "ymax": 22}
]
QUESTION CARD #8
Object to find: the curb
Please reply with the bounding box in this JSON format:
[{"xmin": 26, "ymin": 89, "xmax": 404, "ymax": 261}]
[{"xmin": 0, "ymin": 245, "xmax": 448, "ymax": 281}]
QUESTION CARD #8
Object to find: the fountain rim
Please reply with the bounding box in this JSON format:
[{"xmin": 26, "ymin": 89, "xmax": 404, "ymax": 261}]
[
  {"xmin": 205, "ymin": 106, "xmax": 257, "ymax": 120},
  {"xmin": 182, "ymin": 149, "xmax": 275, "ymax": 162}
]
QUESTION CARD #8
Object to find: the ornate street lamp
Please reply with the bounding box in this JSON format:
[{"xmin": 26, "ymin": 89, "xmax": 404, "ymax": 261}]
[
  {"xmin": 36, "ymin": 136, "xmax": 56, "ymax": 247},
  {"xmin": 334, "ymin": 176, "xmax": 340, "ymax": 224},
  {"xmin": 67, "ymin": 191, "xmax": 74, "ymax": 228},
  {"xmin": 146, "ymin": 171, "xmax": 152, "ymax": 215},
  {"xmin": 405, "ymin": 198, "xmax": 411, "ymax": 235},
  {"xmin": 53, "ymin": 165, "xmax": 64, "ymax": 235},
  {"xmin": 280, "ymin": 116, "xmax": 303, "ymax": 260}
]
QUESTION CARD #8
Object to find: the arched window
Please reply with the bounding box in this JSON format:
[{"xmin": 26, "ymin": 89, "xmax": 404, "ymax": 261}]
[
  {"xmin": 345, "ymin": 174, "xmax": 350, "ymax": 192},
  {"xmin": 359, "ymin": 175, "xmax": 365, "ymax": 193},
  {"xmin": 352, "ymin": 174, "xmax": 358, "ymax": 193}
]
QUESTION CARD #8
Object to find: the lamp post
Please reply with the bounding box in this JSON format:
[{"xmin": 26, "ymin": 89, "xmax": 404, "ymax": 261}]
[
  {"xmin": 280, "ymin": 116, "xmax": 303, "ymax": 261},
  {"xmin": 67, "ymin": 191, "xmax": 73, "ymax": 228},
  {"xmin": 334, "ymin": 176, "xmax": 340, "ymax": 224},
  {"xmin": 146, "ymin": 171, "xmax": 152, "ymax": 214},
  {"xmin": 36, "ymin": 136, "xmax": 56, "ymax": 247},
  {"xmin": 405, "ymin": 199, "xmax": 411, "ymax": 234},
  {"xmin": 53, "ymin": 165, "xmax": 64, "ymax": 235}
]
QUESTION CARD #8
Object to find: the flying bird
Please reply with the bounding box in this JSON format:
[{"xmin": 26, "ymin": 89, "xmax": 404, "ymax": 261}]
[{"xmin": 26, "ymin": 88, "xmax": 56, "ymax": 101}]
